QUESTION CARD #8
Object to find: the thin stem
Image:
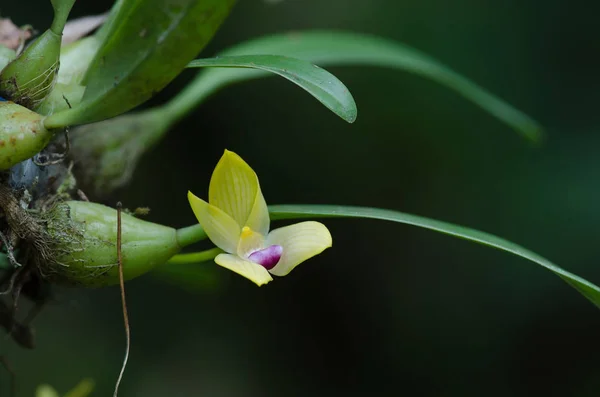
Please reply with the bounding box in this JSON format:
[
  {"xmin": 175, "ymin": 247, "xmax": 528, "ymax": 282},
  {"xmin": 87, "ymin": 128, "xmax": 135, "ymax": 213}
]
[
  {"xmin": 50, "ymin": 0, "xmax": 77, "ymax": 35},
  {"xmin": 175, "ymin": 224, "xmax": 207, "ymax": 248},
  {"xmin": 167, "ymin": 248, "xmax": 222, "ymax": 265},
  {"xmin": 114, "ymin": 202, "xmax": 130, "ymax": 397}
]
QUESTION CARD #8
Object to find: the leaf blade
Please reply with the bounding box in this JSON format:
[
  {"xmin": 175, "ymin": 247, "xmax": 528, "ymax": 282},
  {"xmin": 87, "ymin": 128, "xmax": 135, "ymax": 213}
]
[
  {"xmin": 45, "ymin": 0, "xmax": 235, "ymax": 128},
  {"xmin": 269, "ymin": 204, "xmax": 600, "ymax": 308},
  {"xmin": 187, "ymin": 55, "xmax": 357, "ymax": 123},
  {"xmin": 178, "ymin": 31, "xmax": 540, "ymax": 140}
]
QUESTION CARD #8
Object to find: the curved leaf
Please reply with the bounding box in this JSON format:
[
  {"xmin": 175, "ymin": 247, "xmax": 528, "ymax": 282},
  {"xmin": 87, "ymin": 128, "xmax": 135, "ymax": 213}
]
[
  {"xmin": 268, "ymin": 205, "xmax": 600, "ymax": 308},
  {"xmin": 173, "ymin": 31, "xmax": 540, "ymax": 140},
  {"xmin": 187, "ymin": 55, "xmax": 357, "ymax": 123},
  {"xmin": 44, "ymin": 0, "xmax": 235, "ymax": 128},
  {"xmin": 93, "ymin": 0, "xmax": 131, "ymax": 45}
]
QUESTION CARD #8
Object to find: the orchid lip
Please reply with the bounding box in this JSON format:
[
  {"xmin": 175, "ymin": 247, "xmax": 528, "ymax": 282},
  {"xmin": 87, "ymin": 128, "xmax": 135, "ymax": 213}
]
[{"xmin": 248, "ymin": 245, "xmax": 283, "ymax": 270}]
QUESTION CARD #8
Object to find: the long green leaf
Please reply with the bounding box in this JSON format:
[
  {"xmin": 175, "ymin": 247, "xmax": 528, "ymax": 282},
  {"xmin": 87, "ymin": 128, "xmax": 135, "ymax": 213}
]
[
  {"xmin": 93, "ymin": 0, "xmax": 130, "ymax": 45},
  {"xmin": 173, "ymin": 31, "xmax": 540, "ymax": 140},
  {"xmin": 269, "ymin": 205, "xmax": 600, "ymax": 308},
  {"xmin": 44, "ymin": 0, "xmax": 235, "ymax": 128},
  {"xmin": 187, "ymin": 55, "xmax": 357, "ymax": 123}
]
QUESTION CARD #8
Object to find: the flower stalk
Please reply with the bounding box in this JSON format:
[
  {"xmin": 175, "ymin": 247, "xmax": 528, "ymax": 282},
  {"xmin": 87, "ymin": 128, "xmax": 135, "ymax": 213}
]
[{"xmin": 167, "ymin": 248, "xmax": 223, "ymax": 265}]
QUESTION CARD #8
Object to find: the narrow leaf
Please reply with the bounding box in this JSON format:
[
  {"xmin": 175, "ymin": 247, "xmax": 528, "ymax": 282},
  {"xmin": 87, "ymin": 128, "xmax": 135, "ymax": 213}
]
[
  {"xmin": 44, "ymin": 0, "xmax": 235, "ymax": 128},
  {"xmin": 269, "ymin": 205, "xmax": 600, "ymax": 308},
  {"xmin": 187, "ymin": 55, "xmax": 357, "ymax": 123},
  {"xmin": 177, "ymin": 31, "xmax": 540, "ymax": 140}
]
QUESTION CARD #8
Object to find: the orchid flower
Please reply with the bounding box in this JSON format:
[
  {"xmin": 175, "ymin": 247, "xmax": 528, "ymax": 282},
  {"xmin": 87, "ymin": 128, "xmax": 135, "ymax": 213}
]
[{"xmin": 188, "ymin": 150, "xmax": 332, "ymax": 286}]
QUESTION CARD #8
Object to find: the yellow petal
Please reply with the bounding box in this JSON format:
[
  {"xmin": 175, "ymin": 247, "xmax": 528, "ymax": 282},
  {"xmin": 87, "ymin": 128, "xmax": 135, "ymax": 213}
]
[
  {"xmin": 188, "ymin": 191, "xmax": 240, "ymax": 253},
  {"xmin": 215, "ymin": 253, "xmax": 273, "ymax": 286},
  {"xmin": 35, "ymin": 385, "xmax": 60, "ymax": 397},
  {"xmin": 266, "ymin": 221, "xmax": 332, "ymax": 277},
  {"xmin": 208, "ymin": 150, "xmax": 269, "ymax": 235}
]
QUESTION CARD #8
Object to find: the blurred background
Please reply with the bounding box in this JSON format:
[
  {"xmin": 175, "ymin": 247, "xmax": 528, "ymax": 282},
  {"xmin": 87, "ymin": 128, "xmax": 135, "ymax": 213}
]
[{"xmin": 2, "ymin": 0, "xmax": 600, "ymax": 396}]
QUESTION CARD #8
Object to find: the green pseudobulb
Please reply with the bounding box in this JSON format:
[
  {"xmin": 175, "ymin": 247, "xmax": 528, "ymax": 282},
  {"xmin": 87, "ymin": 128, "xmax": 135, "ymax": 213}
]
[
  {"xmin": 0, "ymin": 101, "xmax": 53, "ymax": 170},
  {"xmin": 0, "ymin": 0, "xmax": 76, "ymax": 109},
  {"xmin": 44, "ymin": 201, "xmax": 181, "ymax": 287}
]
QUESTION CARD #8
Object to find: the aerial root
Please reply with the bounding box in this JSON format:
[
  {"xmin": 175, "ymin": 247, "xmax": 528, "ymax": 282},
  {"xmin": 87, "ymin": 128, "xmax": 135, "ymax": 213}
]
[{"xmin": 0, "ymin": 231, "xmax": 22, "ymax": 268}]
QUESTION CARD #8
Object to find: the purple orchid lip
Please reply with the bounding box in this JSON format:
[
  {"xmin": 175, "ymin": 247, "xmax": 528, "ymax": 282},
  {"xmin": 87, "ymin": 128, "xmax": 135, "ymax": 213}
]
[{"xmin": 248, "ymin": 245, "xmax": 283, "ymax": 270}]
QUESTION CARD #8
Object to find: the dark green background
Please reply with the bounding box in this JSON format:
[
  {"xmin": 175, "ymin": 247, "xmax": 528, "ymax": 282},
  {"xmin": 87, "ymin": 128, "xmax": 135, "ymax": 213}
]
[{"xmin": 2, "ymin": 0, "xmax": 600, "ymax": 396}]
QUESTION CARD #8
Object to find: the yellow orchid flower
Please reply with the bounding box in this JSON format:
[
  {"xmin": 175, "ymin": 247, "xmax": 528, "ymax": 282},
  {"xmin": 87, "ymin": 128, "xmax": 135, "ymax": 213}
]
[{"xmin": 188, "ymin": 150, "xmax": 332, "ymax": 286}]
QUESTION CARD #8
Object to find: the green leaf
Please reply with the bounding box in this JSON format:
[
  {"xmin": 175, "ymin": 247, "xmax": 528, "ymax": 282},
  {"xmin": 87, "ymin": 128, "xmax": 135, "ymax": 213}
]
[
  {"xmin": 269, "ymin": 205, "xmax": 600, "ymax": 309},
  {"xmin": 93, "ymin": 0, "xmax": 131, "ymax": 45},
  {"xmin": 44, "ymin": 0, "xmax": 236, "ymax": 128},
  {"xmin": 174, "ymin": 31, "xmax": 540, "ymax": 141},
  {"xmin": 187, "ymin": 55, "xmax": 357, "ymax": 123}
]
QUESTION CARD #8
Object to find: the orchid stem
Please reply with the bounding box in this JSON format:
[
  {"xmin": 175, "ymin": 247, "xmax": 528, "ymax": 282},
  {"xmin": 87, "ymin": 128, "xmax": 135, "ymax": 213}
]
[
  {"xmin": 168, "ymin": 248, "xmax": 222, "ymax": 265},
  {"xmin": 175, "ymin": 224, "xmax": 207, "ymax": 248}
]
